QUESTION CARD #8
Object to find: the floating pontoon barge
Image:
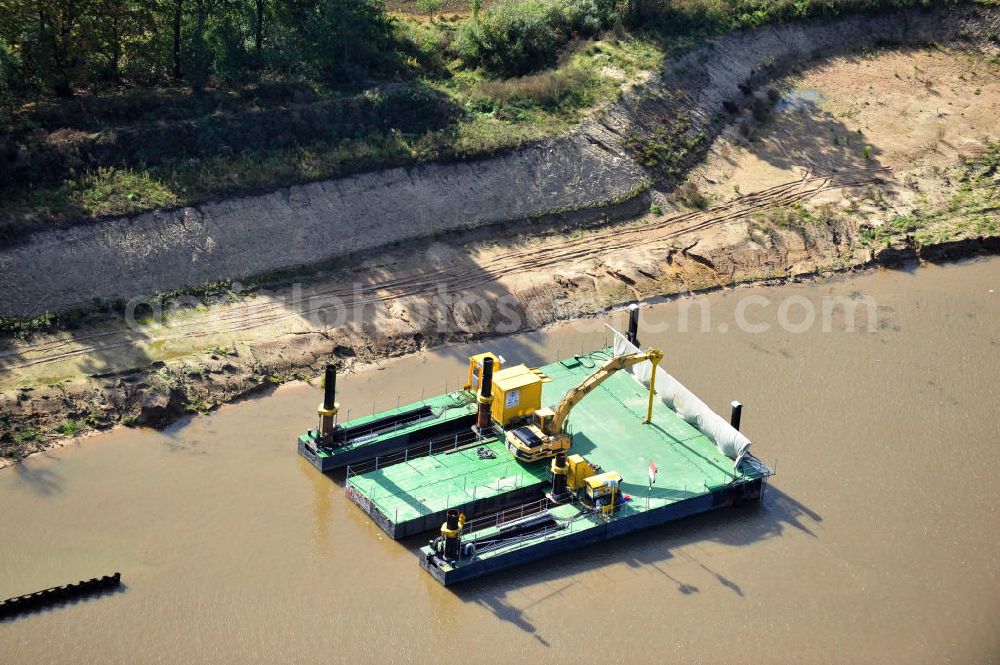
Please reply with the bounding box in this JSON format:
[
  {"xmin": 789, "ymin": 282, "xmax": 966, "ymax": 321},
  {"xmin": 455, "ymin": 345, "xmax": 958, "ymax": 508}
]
[
  {"xmin": 298, "ymin": 389, "xmax": 480, "ymax": 472},
  {"xmin": 297, "ymin": 315, "xmax": 772, "ymax": 586},
  {"xmin": 344, "ymin": 437, "xmax": 551, "ymax": 539}
]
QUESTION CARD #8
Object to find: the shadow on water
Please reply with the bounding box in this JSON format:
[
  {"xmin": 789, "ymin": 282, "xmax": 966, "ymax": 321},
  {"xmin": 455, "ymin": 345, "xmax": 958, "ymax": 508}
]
[
  {"xmin": 473, "ymin": 591, "xmax": 555, "ymax": 647},
  {"xmin": 13, "ymin": 458, "xmax": 64, "ymax": 495},
  {"xmin": 299, "ymin": 456, "xmax": 334, "ymax": 555},
  {"xmin": 451, "ymin": 486, "xmax": 821, "ymax": 640},
  {"xmin": 156, "ymin": 416, "xmax": 208, "ymax": 454}
]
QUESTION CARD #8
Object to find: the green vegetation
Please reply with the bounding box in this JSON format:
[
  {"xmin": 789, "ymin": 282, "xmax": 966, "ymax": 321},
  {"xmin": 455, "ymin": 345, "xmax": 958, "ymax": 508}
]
[
  {"xmin": 0, "ymin": 430, "xmax": 35, "ymax": 461},
  {"xmin": 859, "ymin": 211, "xmax": 926, "ymax": 244},
  {"xmin": 749, "ymin": 145, "xmax": 997, "ymax": 250},
  {"xmin": 418, "ymin": 0, "xmax": 445, "ymax": 15},
  {"xmin": 0, "ymin": 0, "xmax": 972, "ymax": 240},
  {"xmin": 56, "ymin": 421, "xmax": 81, "ymax": 436},
  {"xmin": 625, "ymin": 110, "xmax": 708, "ymax": 183},
  {"xmin": 457, "ymin": 0, "xmax": 616, "ymax": 76},
  {"xmin": 749, "ymin": 202, "xmax": 847, "ymax": 250},
  {"xmin": 859, "ymin": 143, "xmax": 999, "ymax": 246},
  {"xmin": 0, "ymin": 1, "xmax": 397, "ymax": 96},
  {"xmin": 626, "ymin": 0, "xmax": 975, "ymax": 35}
]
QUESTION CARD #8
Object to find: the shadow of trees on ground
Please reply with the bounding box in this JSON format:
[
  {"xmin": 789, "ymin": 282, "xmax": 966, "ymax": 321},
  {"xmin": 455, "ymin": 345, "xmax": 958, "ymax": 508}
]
[{"xmin": 746, "ymin": 89, "xmax": 885, "ymax": 176}]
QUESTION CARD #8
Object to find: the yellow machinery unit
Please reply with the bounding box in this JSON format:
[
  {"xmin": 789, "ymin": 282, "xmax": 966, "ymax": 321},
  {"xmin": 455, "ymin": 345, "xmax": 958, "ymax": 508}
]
[
  {"xmin": 490, "ymin": 364, "xmax": 550, "ymax": 427},
  {"xmin": 505, "ymin": 349, "xmax": 664, "ymax": 463},
  {"xmin": 585, "ymin": 471, "xmax": 623, "ymax": 515},
  {"xmin": 465, "ymin": 352, "xmax": 502, "ymax": 392},
  {"xmin": 566, "ymin": 454, "xmax": 597, "ymax": 491},
  {"xmin": 585, "ymin": 471, "xmax": 622, "ymax": 500}
]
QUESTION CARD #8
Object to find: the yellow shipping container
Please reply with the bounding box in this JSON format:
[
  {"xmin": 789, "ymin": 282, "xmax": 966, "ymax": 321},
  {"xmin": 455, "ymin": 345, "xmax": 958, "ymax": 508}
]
[{"xmin": 490, "ymin": 364, "xmax": 549, "ymax": 426}]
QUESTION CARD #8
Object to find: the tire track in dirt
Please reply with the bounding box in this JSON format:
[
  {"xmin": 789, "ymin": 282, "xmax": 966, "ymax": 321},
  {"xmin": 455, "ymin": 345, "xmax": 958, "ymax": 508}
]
[{"xmin": 1, "ymin": 168, "xmax": 887, "ymax": 374}]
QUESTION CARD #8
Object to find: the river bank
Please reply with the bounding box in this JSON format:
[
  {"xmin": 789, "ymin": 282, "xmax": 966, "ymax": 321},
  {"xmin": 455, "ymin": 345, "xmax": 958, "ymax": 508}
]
[
  {"xmin": 2, "ymin": 34, "xmax": 998, "ymax": 464},
  {"xmin": 2, "ymin": 243, "xmax": 998, "ymax": 468}
]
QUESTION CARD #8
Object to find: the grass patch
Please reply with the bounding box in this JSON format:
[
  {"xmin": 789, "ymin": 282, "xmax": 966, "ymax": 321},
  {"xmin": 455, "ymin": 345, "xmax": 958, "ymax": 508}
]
[
  {"xmin": 13, "ymin": 429, "xmax": 41, "ymax": 445},
  {"xmin": 1, "ymin": 429, "xmax": 43, "ymax": 460},
  {"xmin": 56, "ymin": 421, "xmax": 81, "ymax": 437},
  {"xmin": 860, "ymin": 142, "xmax": 1000, "ymax": 247},
  {"xmin": 470, "ymin": 66, "xmax": 599, "ymax": 113},
  {"xmin": 1, "ymin": 31, "xmax": 663, "ymax": 240},
  {"xmin": 624, "ymin": 109, "xmax": 708, "ymax": 184},
  {"xmin": 71, "ymin": 168, "xmax": 179, "ymax": 216}
]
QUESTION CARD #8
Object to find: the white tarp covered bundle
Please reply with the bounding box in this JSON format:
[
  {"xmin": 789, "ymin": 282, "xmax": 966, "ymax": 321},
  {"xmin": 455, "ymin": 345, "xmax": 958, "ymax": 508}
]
[{"xmin": 612, "ymin": 328, "xmax": 751, "ymax": 471}]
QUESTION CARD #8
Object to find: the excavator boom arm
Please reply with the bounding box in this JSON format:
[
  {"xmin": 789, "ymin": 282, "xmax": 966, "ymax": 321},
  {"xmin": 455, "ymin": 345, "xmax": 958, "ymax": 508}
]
[{"xmin": 547, "ymin": 349, "xmax": 663, "ymax": 435}]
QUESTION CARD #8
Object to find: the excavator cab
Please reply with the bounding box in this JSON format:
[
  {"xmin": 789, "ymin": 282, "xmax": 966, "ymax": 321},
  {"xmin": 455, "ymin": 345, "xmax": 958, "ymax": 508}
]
[
  {"xmin": 506, "ymin": 427, "xmax": 570, "ymax": 462},
  {"xmin": 533, "ymin": 407, "xmax": 555, "ymax": 433},
  {"xmin": 506, "ymin": 407, "xmax": 571, "ymax": 462}
]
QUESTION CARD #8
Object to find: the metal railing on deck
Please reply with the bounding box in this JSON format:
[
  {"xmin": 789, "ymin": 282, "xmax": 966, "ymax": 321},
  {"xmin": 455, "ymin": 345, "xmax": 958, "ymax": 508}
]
[
  {"xmin": 463, "ymin": 497, "xmax": 551, "ymax": 535},
  {"xmin": 345, "ymin": 427, "xmax": 487, "ymax": 479},
  {"xmin": 740, "ymin": 453, "xmax": 775, "ymax": 478},
  {"xmin": 345, "ymin": 442, "xmax": 543, "ymax": 524},
  {"xmin": 350, "ymin": 466, "xmax": 534, "ymax": 512},
  {"xmin": 466, "ymin": 523, "xmax": 567, "ymax": 557},
  {"xmin": 457, "ymin": 498, "xmax": 601, "ymax": 559},
  {"xmin": 328, "ymin": 391, "xmax": 476, "ymax": 448}
]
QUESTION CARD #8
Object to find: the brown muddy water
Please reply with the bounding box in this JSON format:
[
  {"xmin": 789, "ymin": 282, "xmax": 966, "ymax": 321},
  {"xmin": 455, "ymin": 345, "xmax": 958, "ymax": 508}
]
[{"xmin": 2, "ymin": 258, "xmax": 998, "ymax": 664}]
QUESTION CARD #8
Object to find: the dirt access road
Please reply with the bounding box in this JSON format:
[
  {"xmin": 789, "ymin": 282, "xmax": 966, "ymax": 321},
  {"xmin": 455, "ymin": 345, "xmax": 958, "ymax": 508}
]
[{"xmin": 0, "ymin": 167, "xmax": 882, "ymax": 383}]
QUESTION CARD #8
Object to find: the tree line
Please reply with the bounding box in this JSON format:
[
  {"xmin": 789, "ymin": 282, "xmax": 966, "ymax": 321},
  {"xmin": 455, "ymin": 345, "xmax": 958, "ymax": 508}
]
[
  {"xmin": 0, "ymin": 0, "xmax": 967, "ymax": 103},
  {"xmin": 0, "ymin": 0, "xmax": 396, "ymax": 98}
]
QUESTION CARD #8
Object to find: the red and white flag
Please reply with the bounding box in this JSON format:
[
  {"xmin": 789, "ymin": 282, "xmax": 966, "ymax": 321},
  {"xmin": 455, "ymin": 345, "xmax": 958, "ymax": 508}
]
[{"xmin": 648, "ymin": 460, "xmax": 657, "ymax": 486}]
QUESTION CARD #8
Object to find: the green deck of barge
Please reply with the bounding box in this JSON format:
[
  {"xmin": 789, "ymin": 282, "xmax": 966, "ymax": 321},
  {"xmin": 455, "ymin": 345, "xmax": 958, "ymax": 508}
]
[
  {"xmin": 349, "ymin": 349, "xmax": 766, "ymax": 535},
  {"xmin": 347, "ymin": 438, "xmax": 551, "ymax": 525},
  {"xmin": 545, "ymin": 351, "xmax": 743, "ymax": 502}
]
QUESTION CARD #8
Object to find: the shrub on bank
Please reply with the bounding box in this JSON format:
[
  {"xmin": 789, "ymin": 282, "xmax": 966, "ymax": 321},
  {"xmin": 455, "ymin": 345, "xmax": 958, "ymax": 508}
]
[
  {"xmin": 626, "ymin": 0, "xmax": 966, "ymax": 34},
  {"xmin": 0, "ymin": 86, "xmax": 457, "ymax": 190},
  {"xmin": 471, "ymin": 66, "xmax": 597, "ymax": 111},
  {"xmin": 457, "ymin": 0, "xmax": 616, "ymax": 77}
]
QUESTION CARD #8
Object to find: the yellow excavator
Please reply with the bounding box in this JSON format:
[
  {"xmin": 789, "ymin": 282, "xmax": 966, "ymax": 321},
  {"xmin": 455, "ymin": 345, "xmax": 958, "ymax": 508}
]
[{"xmin": 504, "ymin": 349, "xmax": 664, "ymax": 462}]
